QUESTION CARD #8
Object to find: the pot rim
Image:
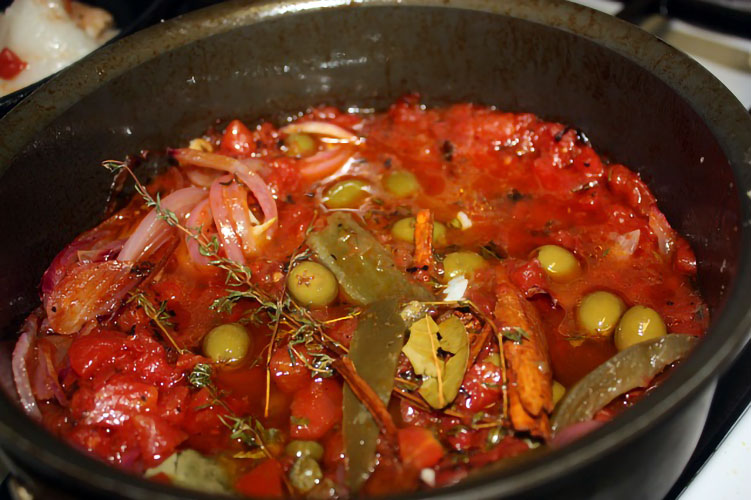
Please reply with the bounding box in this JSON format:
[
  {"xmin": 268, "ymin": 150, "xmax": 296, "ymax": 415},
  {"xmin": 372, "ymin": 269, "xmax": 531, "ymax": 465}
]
[{"xmin": 0, "ymin": 0, "xmax": 750, "ymax": 498}]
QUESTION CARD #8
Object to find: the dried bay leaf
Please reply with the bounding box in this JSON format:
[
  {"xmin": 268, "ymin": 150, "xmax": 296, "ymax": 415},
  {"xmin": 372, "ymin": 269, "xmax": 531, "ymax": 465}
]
[{"xmin": 403, "ymin": 314, "xmax": 469, "ymax": 409}]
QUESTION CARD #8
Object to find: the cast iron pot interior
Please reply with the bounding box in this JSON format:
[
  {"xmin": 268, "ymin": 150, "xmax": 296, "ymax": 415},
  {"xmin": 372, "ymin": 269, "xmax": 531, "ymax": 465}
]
[{"xmin": 0, "ymin": 1, "xmax": 750, "ymax": 499}]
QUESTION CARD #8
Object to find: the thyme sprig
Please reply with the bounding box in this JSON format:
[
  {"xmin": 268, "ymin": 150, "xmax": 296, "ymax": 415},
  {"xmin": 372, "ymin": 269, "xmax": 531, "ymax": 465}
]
[
  {"xmin": 189, "ymin": 363, "xmax": 275, "ymax": 459},
  {"xmin": 127, "ymin": 291, "xmax": 184, "ymax": 354},
  {"xmin": 105, "ymin": 160, "xmax": 341, "ymax": 414}
]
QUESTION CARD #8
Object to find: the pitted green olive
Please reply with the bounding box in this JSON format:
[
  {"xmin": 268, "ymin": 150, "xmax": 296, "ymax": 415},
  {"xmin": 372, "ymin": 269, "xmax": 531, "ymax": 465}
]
[
  {"xmin": 289, "ymin": 456, "xmax": 322, "ymax": 493},
  {"xmin": 288, "ymin": 261, "xmax": 339, "ymax": 307},
  {"xmin": 285, "ymin": 440, "xmax": 324, "ymax": 461},
  {"xmin": 536, "ymin": 245, "xmax": 581, "ymax": 282},
  {"xmin": 443, "ymin": 251, "xmax": 487, "ymax": 281},
  {"xmin": 284, "ymin": 133, "xmax": 316, "ymax": 157},
  {"xmin": 323, "ymin": 179, "xmax": 369, "ymax": 209},
  {"xmin": 384, "ymin": 170, "xmax": 420, "ymax": 197},
  {"xmin": 203, "ymin": 323, "xmax": 250, "ymax": 364},
  {"xmin": 577, "ymin": 291, "xmax": 626, "ymax": 338},
  {"xmin": 615, "ymin": 305, "xmax": 667, "ymax": 351}
]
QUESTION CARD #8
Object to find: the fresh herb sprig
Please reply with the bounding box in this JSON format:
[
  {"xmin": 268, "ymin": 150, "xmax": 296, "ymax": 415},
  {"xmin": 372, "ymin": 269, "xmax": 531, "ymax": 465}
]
[
  {"xmin": 105, "ymin": 161, "xmax": 341, "ymax": 413},
  {"xmin": 126, "ymin": 291, "xmax": 184, "ymax": 354},
  {"xmin": 189, "ymin": 363, "xmax": 274, "ymax": 457}
]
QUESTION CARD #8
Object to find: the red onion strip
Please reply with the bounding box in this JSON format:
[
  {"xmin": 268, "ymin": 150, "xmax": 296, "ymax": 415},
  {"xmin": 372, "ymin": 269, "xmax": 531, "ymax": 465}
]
[
  {"xmin": 117, "ymin": 187, "xmax": 207, "ymax": 262},
  {"xmin": 649, "ymin": 206, "xmax": 676, "ymax": 256},
  {"xmin": 184, "ymin": 166, "xmax": 221, "ymax": 188},
  {"xmin": 233, "ymin": 164, "xmax": 278, "ymax": 236},
  {"xmin": 33, "ymin": 341, "xmax": 68, "ymax": 406},
  {"xmin": 173, "ymin": 148, "xmax": 279, "ymax": 253},
  {"xmin": 185, "ymin": 198, "xmax": 213, "ymax": 266},
  {"xmin": 174, "ymin": 149, "xmax": 271, "ymax": 178},
  {"xmin": 279, "ymin": 121, "xmax": 357, "ymax": 142},
  {"xmin": 172, "ymin": 148, "xmax": 236, "ymax": 173},
  {"xmin": 40, "ymin": 236, "xmax": 96, "ymax": 296},
  {"xmin": 298, "ymin": 147, "xmax": 354, "ymax": 181},
  {"xmin": 77, "ymin": 239, "xmax": 126, "ymax": 264},
  {"xmin": 223, "ymin": 181, "xmax": 254, "ymax": 254},
  {"xmin": 210, "ymin": 176, "xmax": 246, "ymax": 264},
  {"xmin": 12, "ymin": 314, "xmax": 41, "ymax": 421}
]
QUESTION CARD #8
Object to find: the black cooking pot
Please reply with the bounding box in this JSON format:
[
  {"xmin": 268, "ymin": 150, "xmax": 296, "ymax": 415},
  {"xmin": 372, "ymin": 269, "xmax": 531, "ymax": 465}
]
[{"xmin": 0, "ymin": 1, "xmax": 749, "ymax": 499}]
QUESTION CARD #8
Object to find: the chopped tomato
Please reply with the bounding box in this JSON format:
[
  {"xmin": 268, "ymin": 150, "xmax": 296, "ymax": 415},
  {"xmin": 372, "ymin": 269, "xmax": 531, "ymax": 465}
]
[
  {"xmin": 132, "ymin": 414, "xmax": 187, "ymax": 467},
  {"xmin": 158, "ymin": 385, "xmax": 190, "ymax": 426},
  {"xmin": 270, "ymin": 346, "xmax": 311, "ymax": 394},
  {"xmin": 323, "ymin": 431, "xmax": 345, "ymax": 468},
  {"xmin": 289, "ymin": 378, "xmax": 342, "ymax": 440},
  {"xmin": 67, "ymin": 329, "xmax": 125, "ymax": 378},
  {"xmin": 220, "ymin": 119, "xmax": 255, "ymax": 156},
  {"xmin": 235, "ymin": 459, "xmax": 285, "ymax": 498},
  {"xmin": 673, "ymin": 238, "xmax": 697, "ymax": 275},
  {"xmin": 0, "ymin": 47, "xmax": 26, "ymax": 80},
  {"xmin": 71, "ymin": 374, "xmax": 158, "ymax": 427},
  {"xmin": 509, "ymin": 259, "xmax": 549, "ymax": 298},
  {"xmin": 398, "ymin": 427, "xmax": 444, "ymax": 469},
  {"xmin": 607, "ymin": 164, "xmax": 656, "ymax": 216},
  {"xmin": 458, "ymin": 360, "xmax": 503, "ymax": 412}
]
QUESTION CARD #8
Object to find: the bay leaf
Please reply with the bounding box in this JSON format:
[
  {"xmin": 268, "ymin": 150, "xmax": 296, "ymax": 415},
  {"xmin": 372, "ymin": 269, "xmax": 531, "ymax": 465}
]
[
  {"xmin": 342, "ymin": 299, "xmax": 407, "ymax": 492},
  {"xmin": 402, "ymin": 315, "xmax": 442, "ymax": 378}
]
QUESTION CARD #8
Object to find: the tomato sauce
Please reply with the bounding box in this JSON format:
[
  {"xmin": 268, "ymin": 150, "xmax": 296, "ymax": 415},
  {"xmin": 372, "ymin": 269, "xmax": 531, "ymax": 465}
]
[{"xmin": 19, "ymin": 95, "xmax": 707, "ymax": 497}]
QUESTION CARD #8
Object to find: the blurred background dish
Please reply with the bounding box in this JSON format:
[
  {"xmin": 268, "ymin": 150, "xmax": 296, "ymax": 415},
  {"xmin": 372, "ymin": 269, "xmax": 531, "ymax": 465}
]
[{"xmin": 0, "ymin": 0, "xmax": 174, "ymax": 116}]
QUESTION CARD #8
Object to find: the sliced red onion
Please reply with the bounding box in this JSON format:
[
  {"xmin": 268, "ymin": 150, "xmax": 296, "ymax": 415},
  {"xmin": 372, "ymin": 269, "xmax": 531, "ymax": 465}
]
[
  {"xmin": 172, "ymin": 148, "xmax": 236, "ymax": 173},
  {"xmin": 117, "ymin": 187, "xmax": 206, "ymax": 262},
  {"xmin": 184, "ymin": 166, "xmax": 221, "ymax": 188},
  {"xmin": 610, "ymin": 229, "xmax": 640, "ymax": 259},
  {"xmin": 185, "ymin": 198, "xmax": 213, "ymax": 266},
  {"xmin": 173, "ymin": 149, "xmax": 271, "ymax": 178},
  {"xmin": 31, "ymin": 348, "xmax": 53, "ymax": 401},
  {"xmin": 233, "ymin": 162, "xmax": 278, "ymax": 239},
  {"xmin": 173, "ymin": 149, "xmax": 279, "ymax": 255},
  {"xmin": 77, "ymin": 239, "xmax": 125, "ymax": 264},
  {"xmin": 46, "ymin": 260, "xmax": 142, "ymax": 335},
  {"xmin": 32, "ymin": 340, "xmax": 68, "ymax": 406},
  {"xmin": 12, "ymin": 314, "xmax": 41, "ymax": 421},
  {"xmin": 210, "ymin": 175, "xmax": 246, "ymax": 264},
  {"xmin": 40, "ymin": 236, "xmax": 96, "ymax": 296},
  {"xmin": 224, "ymin": 181, "xmax": 254, "ymax": 253},
  {"xmin": 648, "ymin": 207, "xmax": 676, "ymax": 256},
  {"xmin": 298, "ymin": 147, "xmax": 354, "ymax": 181},
  {"xmin": 279, "ymin": 121, "xmax": 357, "ymax": 142}
]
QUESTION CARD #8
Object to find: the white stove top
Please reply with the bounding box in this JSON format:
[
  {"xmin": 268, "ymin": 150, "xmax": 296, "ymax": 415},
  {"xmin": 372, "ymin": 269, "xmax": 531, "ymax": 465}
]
[{"xmin": 572, "ymin": 1, "xmax": 751, "ymax": 499}]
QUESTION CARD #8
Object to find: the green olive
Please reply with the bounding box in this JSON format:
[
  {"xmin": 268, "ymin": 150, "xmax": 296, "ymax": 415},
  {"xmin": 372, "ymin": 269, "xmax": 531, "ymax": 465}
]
[
  {"xmin": 384, "ymin": 170, "xmax": 420, "ymax": 197},
  {"xmin": 202, "ymin": 323, "xmax": 250, "ymax": 364},
  {"xmin": 289, "ymin": 456, "xmax": 322, "ymax": 493},
  {"xmin": 323, "ymin": 179, "xmax": 369, "ymax": 209},
  {"xmin": 552, "ymin": 380, "xmax": 566, "ymax": 407},
  {"xmin": 443, "ymin": 251, "xmax": 487, "ymax": 281},
  {"xmin": 536, "ymin": 245, "xmax": 581, "ymax": 282},
  {"xmin": 577, "ymin": 291, "xmax": 626, "ymax": 338},
  {"xmin": 307, "ymin": 478, "xmax": 341, "ymax": 500},
  {"xmin": 285, "ymin": 440, "xmax": 324, "ymax": 461},
  {"xmin": 391, "ymin": 217, "xmax": 447, "ymax": 247},
  {"xmin": 614, "ymin": 305, "xmax": 667, "ymax": 351},
  {"xmin": 287, "ymin": 261, "xmax": 339, "ymax": 307},
  {"xmin": 284, "ymin": 133, "xmax": 316, "ymax": 157}
]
